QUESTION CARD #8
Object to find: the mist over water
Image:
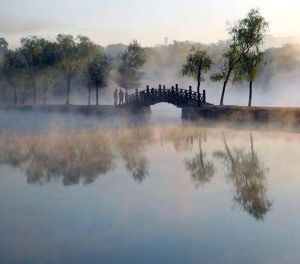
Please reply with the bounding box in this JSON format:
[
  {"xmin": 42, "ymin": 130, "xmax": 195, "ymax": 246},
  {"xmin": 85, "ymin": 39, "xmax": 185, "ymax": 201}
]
[
  {"xmin": 0, "ymin": 103, "xmax": 181, "ymax": 134},
  {"xmin": 0, "ymin": 108, "xmax": 300, "ymax": 263},
  {"xmin": 151, "ymin": 103, "xmax": 181, "ymax": 124}
]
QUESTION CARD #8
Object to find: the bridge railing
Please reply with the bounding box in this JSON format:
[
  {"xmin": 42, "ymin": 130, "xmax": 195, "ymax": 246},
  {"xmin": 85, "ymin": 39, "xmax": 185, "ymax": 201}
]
[{"xmin": 123, "ymin": 84, "xmax": 206, "ymax": 107}]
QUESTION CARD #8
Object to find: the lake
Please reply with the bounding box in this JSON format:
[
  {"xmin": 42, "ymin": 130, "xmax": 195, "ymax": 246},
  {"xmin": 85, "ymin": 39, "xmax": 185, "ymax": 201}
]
[{"xmin": 0, "ymin": 108, "xmax": 300, "ymax": 264}]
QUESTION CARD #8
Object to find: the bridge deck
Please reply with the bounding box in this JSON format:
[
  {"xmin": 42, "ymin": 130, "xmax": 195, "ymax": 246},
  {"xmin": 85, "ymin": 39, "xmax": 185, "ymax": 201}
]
[{"xmin": 119, "ymin": 85, "xmax": 209, "ymax": 109}]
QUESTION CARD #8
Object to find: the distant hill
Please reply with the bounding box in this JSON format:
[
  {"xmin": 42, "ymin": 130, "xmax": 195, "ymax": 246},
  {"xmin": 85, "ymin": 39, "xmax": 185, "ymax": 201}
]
[{"xmin": 104, "ymin": 36, "xmax": 300, "ymax": 52}]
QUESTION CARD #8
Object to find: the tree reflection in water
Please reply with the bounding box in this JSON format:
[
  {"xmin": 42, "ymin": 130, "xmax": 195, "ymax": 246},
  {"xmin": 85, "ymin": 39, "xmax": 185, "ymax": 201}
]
[
  {"xmin": 0, "ymin": 132, "xmax": 114, "ymax": 185},
  {"xmin": 162, "ymin": 126, "xmax": 215, "ymax": 188},
  {"xmin": 0, "ymin": 126, "xmax": 154, "ymax": 185},
  {"xmin": 114, "ymin": 126, "xmax": 154, "ymax": 183},
  {"xmin": 161, "ymin": 125, "xmax": 195, "ymax": 152},
  {"xmin": 0, "ymin": 125, "xmax": 273, "ymax": 220},
  {"xmin": 214, "ymin": 132, "xmax": 272, "ymax": 221},
  {"xmin": 185, "ymin": 130, "xmax": 215, "ymax": 188}
]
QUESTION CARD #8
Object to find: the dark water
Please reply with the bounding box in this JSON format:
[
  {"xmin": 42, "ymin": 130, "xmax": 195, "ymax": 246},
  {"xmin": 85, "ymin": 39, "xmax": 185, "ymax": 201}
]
[{"xmin": 0, "ymin": 109, "xmax": 300, "ymax": 264}]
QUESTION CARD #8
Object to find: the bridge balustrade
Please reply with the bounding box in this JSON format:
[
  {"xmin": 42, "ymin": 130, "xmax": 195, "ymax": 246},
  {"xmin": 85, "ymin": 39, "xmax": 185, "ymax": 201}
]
[{"xmin": 122, "ymin": 85, "xmax": 206, "ymax": 108}]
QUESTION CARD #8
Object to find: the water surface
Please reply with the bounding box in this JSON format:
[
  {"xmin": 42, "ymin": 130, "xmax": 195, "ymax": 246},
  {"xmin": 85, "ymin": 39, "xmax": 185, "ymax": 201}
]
[{"xmin": 0, "ymin": 110, "xmax": 300, "ymax": 264}]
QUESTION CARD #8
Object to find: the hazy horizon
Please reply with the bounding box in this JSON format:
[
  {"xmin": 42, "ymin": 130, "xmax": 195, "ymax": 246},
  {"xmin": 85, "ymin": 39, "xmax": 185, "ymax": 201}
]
[{"xmin": 1, "ymin": 0, "xmax": 300, "ymax": 47}]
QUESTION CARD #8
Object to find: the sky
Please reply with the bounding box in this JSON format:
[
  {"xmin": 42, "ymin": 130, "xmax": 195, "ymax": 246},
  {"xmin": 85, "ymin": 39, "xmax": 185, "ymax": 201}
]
[{"xmin": 1, "ymin": 0, "xmax": 300, "ymax": 47}]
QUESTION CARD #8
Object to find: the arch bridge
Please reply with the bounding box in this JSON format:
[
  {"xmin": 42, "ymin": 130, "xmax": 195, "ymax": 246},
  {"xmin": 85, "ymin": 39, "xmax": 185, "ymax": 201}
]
[{"xmin": 119, "ymin": 84, "xmax": 210, "ymax": 109}]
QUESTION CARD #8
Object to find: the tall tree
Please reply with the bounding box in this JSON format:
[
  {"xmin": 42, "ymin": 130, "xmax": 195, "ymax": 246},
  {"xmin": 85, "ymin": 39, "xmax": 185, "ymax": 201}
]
[
  {"xmin": 211, "ymin": 9, "xmax": 268, "ymax": 105},
  {"xmin": 117, "ymin": 40, "xmax": 146, "ymax": 91},
  {"xmin": 56, "ymin": 34, "xmax": 99, "ymax": 104},
  {"xmin": 87, "ymin": 53, "xmax": 112, "ymax": 105},
  {"xmin": 1, "ymin": 49, "xmax": 25, "ymax": 104},
  {"xmin": 19, "ymin": 36, "xmax": 52, "ymax": 104},
  {"xmin": 38, "ymin": 67, "xmax": 57, "ymax": 104},
  {"xmin": 0, "ymin": 38, "xmax": 8, "ymax": 60},
  {"xmin": 210, "ymin": 41, "xmax": 239, "ymax": 105},
  {"xmin": 234, "ymin": 51, "xmax": 265, "ymax": 107},
  {"xmin": 181, "ymin": 48, "xmax": 212, "ymax": 94},
  {"xmin": 37, "ymin": 41, "xmax": 58, "ymax": 104},
  {"xmin": 56, "ymin": 34, "xmax": 78, "ymax": 105}
]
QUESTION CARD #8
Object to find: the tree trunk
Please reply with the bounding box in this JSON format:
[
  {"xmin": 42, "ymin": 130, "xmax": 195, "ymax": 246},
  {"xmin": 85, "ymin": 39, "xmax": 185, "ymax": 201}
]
[
  {"xmin": 96, "ymin": 86, "xmax": 99, "ymax": 105},
  {"xmin": 21, "ymin": 89, "xmax": 27, "ymax": 105},
  {"xmin": 220, "ymin": 69, "xmax": 231, "ymax": 106},
  {"xmin": 66, "ymin": 78, "xmax": 71, "ymax": 105},
  {"xmin": 32, "ymin": 84, "xmax": 36, "ymax": 105},
  {"xmin": 13, "ymin": 87, "xmax": 18, "ymax": 104},
  {"xmin": 88, "ymin": 85, "xmax": 91, "ymax": 105},
  {"xmin": 197, "ymin": 63, "xmax": 202, "ymax": 95},
  {"xmin": 248, "ymin": 80, "xmax": 253, "ymax": 107},
  {"xmin": 222, "ymin": 133, "xmax": 234, "ymax": 163},
  {"xmin": 220, "ymin": 76, "xmax": 229, "ymax": 105},
  {"xmin": 199, "ymin": 136, "xmax": 205, "ymax": 175},
  {"xmin": 250, "ymin": 132, "xmax": 254, "ymax": 156},
  {"xmin": 29, "ymin": 71, "xmax": 37, "ymax": 104},
  {"xmin": 43, "ymin": 88, "xmax": 47, "ymax": 105},
  {"xmin": 125, "ymin": 88, "xmax": 128, "ymax": 103}
]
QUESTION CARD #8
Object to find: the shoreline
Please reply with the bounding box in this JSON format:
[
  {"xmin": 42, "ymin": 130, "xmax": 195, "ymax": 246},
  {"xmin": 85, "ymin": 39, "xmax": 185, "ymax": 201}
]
[
  {"xmin": 1, "ymin": 104, "xmax": 300, "ymax": 127},
  {"xmin": 0, "ymin": 105, "xmax": 117, "ymax": 116},
  {"xmin": 182, "ymin": 105, "xmax": 300, "ymax": 127}
]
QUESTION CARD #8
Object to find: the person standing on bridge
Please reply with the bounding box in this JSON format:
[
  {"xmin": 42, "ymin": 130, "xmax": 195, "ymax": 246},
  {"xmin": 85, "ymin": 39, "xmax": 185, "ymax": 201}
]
[
  {"xmin": 119, "ymin": 89, "xmax": 124, "ymax": 105},
  {"xmin": 114, "ymin": 89, "xmax": 118, "ymax": 106}
]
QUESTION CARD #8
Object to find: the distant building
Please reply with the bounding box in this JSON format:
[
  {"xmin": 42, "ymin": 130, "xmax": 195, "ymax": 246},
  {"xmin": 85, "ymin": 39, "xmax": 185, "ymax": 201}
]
[{"xmin": 164, "ymin": 36, "xmax": 168, "ymax": 46}]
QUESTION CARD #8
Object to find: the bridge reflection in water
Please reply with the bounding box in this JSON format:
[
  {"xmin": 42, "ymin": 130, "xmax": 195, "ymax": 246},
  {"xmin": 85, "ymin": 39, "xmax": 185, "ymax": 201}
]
[{"xmin": 119, "ymin": 84, "xmax": 210, "ymax": 109}]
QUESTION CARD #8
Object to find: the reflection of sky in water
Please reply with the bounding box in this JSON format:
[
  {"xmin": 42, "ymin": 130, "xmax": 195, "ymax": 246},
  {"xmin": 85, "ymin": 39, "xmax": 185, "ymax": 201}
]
[{"xmin": 1, "ymin": 113, "xmax": 300, "ymax": 263}]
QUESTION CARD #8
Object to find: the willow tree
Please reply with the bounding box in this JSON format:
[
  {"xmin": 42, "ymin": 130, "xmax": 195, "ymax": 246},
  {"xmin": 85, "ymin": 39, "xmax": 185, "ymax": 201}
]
[
  {"xmin": 87, "ymin": 53, "xmax": 112, "ymax": 105},
  {"xmin": 234, "ymin": 51, "xmax": 265, "ymax": 107},
  {"xmin": 210, "ymin": 41, "xmax": 239, "ymax": 105},
  {"xmin": 211, "ymin": 9, "xmax": 268, "ymax": 105},
  {"xmin": 117, "ymin": 40, "xmax": 146, "ymax": 91},
  {"xmin": 181, "ymin": 48, "xmax": 212, "ymax": 94}
]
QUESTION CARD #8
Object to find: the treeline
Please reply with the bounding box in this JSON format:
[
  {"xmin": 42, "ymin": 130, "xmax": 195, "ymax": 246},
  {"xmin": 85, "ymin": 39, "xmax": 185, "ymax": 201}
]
[
  {"xmin": 0, "ymin": 35, "xmax": 146, "ymax": 105},
  {"xmin": 111, "ymin": 41, "xmax": 300, "ymax": 94},
  {"xmin": 1, "ymin": 9, "xmax": 300, "ymax": 106}
]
